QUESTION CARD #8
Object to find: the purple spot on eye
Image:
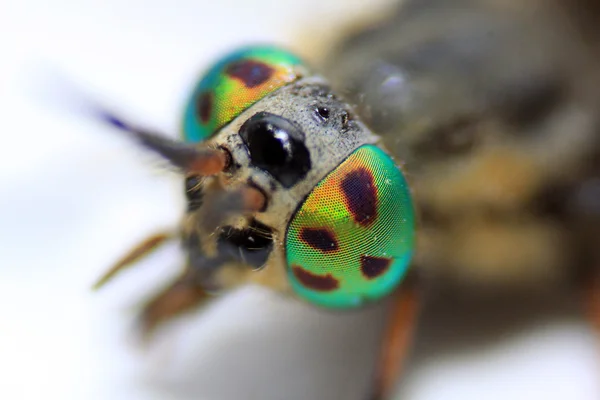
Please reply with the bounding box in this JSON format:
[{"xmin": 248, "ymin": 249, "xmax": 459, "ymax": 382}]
[
  {"xmin": 360, "ymin": 255, "xmax": 392, "ymax": 279},
  {"xmin": 196, "ymin": 91, "xmax": 213, "ymax": 124},
  {"xmin": 300, "ymin": 227, "xmax": 339, "ymax": 252},
  {"xmin": 225, "ymin": 60, "xmax": 274, "ymax": 88},
  {"xmin": 341, "ymin": 168, "xmax": 378, "ymax": 227},
  {"xmin": 292, "ymin": 265, "xmax": 339, "ymax": 291}
]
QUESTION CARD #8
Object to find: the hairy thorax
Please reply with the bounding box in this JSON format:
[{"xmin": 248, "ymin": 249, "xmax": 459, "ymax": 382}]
[{"xmin": 318, "ymin": 0, "xmax": 600, "ymax": 291}]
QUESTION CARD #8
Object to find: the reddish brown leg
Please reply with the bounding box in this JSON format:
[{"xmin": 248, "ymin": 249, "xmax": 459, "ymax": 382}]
[
  {"xmin": 578, "ymin": 224, "xmax": 600, "ymax": 339},
  {"xmin": 584, "ymin": 272, "xmax": 600, "ymax": 335},
  {"xmin": 369, "ymin": 279, "xmax": 421, "ymax": 400},
  {"xmin": 93, "ymin": 231, "xmax": 174, "ymax": 289},
  {"xmin": 139, "ymin": 271, "xmax": 210, "ymax": 337}
]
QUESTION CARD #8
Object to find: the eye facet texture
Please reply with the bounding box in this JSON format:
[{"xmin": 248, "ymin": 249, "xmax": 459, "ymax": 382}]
[
  {"xmin": 182, "ymin": 46, "xmax": 304, "ymax": 143},
  {"xmin": 286, "ymin": 145, "xmax": 415, "ymax": 308}
]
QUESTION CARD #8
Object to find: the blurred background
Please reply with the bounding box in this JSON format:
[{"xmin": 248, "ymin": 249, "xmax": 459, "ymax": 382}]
[{"xmin": 1, "ymin": 0, "xmax": 600, "ymax": 399}]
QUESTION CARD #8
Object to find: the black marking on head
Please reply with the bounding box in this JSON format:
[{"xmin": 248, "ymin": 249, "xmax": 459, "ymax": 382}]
[
  {"xmin": 292, "ymin": 265, "xmax": 339, "ymax": 291},
  {"xmin": 225, "ymin": 59, "xmax": 274, "ymax": 88},
  {"xmin": 240, "ymin": 112, "xmax": 311, "ymax": 188},
  {"xmin": 299, "ymin": 227, "xmax": 339, "ymax": 252},
  {"xmin": 196, "ymin": 91, "xmax": 213, "ymax": 124},
  {"xmin": 217, "ymin": 219, "xmax": 274, "ymax": 269},
  {"xmin": 185, "ymin": 175, "xmax": 204, "ymax": 211},
  {"xmin": 360, "ymin": 255, "xmax": 392, "ymax": 279},
  {"xmin": 341, "ymin": 168, "xmax": 378, "ymax": 227}
]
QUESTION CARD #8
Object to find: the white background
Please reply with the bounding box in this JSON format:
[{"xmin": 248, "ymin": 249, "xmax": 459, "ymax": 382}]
[{"xmin": 1, "ymin": 0, "xmax": 599, "ymax": 399}]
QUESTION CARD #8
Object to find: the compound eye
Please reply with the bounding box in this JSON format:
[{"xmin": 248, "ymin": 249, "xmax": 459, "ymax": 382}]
[
  {"xmin": 240, "ymin": 112, "xmax": 311, "ymax": 188},
  {"xmin": 182, "ymin": 46, "xmax": 304, "ymax": 143},
  {"xmin": 285, "ymin": 145, "xmax": 415, "ymax": 308}
]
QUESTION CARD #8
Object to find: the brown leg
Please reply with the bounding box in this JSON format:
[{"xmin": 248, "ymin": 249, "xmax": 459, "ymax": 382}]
[
  {"xmin": 93, "ymin": 231, "xmax": 174, "ymax": 289},
  {"xmin": 584, "ymin": 271, "xmax": 600, "ymax": 334},
  {"xmin": 369, "ymin": 279, "xmax": 421, "ymax": 400},
  {"xmin": 139, "ymin": 271, "xmax": 210, "ymax": 337},
  {"xmin": 577, "ymin": 225, "xmax": 600, "ymax": 337}
]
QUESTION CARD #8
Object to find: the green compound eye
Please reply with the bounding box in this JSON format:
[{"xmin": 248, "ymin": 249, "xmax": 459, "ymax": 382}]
[
  {"xmin": 285, "ymin": 145, "xmax": 415, "ymax": 309},
  {"xmin": 182, "ymin": 45, "xmax": 305, "ymax": 143}
]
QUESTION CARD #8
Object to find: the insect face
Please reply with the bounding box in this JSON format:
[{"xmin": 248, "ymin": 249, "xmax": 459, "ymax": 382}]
[
  {"xmin": 93, "ymin": 45, "xmax": 416, "ymax": 332},
  {"xmin": 179, "ymin": 46, "xmax": 416, "ymax": 308}
]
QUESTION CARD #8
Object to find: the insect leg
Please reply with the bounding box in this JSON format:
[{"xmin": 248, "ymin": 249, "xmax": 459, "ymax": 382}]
[
  {"xmin": 584, "ymin": 274, "xmax": 600, "ymax": 334},
  {"xmin": 94, "ymin": 231, "xmax": 176, "ymax": 289},
  {"xmin": 138, "ymin": 234, "xmax": 246, "ymax": 336},
  {"xmin": 571, "ymin": 174, "xmax": 600, "ymax": 340},
  {"xmin": 368, "ymin": 275, "xmax": 421, "ymax": 400},
  {"xmin": 139, "ymin": 269, "xmax": 211, "ymax": 337},
  {"xmin": 580, "ymin": 234, "xmax": 600, "ymax": 336}
]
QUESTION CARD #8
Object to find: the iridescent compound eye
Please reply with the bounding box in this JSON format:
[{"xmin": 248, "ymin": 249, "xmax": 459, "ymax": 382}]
[
  {"xmin": 182, "ymin": 46, "xmax": 305, "ymax": 143},
  {"xmin": 285, "ymin": 145, "xmax": 415, "ymax": 308}
]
